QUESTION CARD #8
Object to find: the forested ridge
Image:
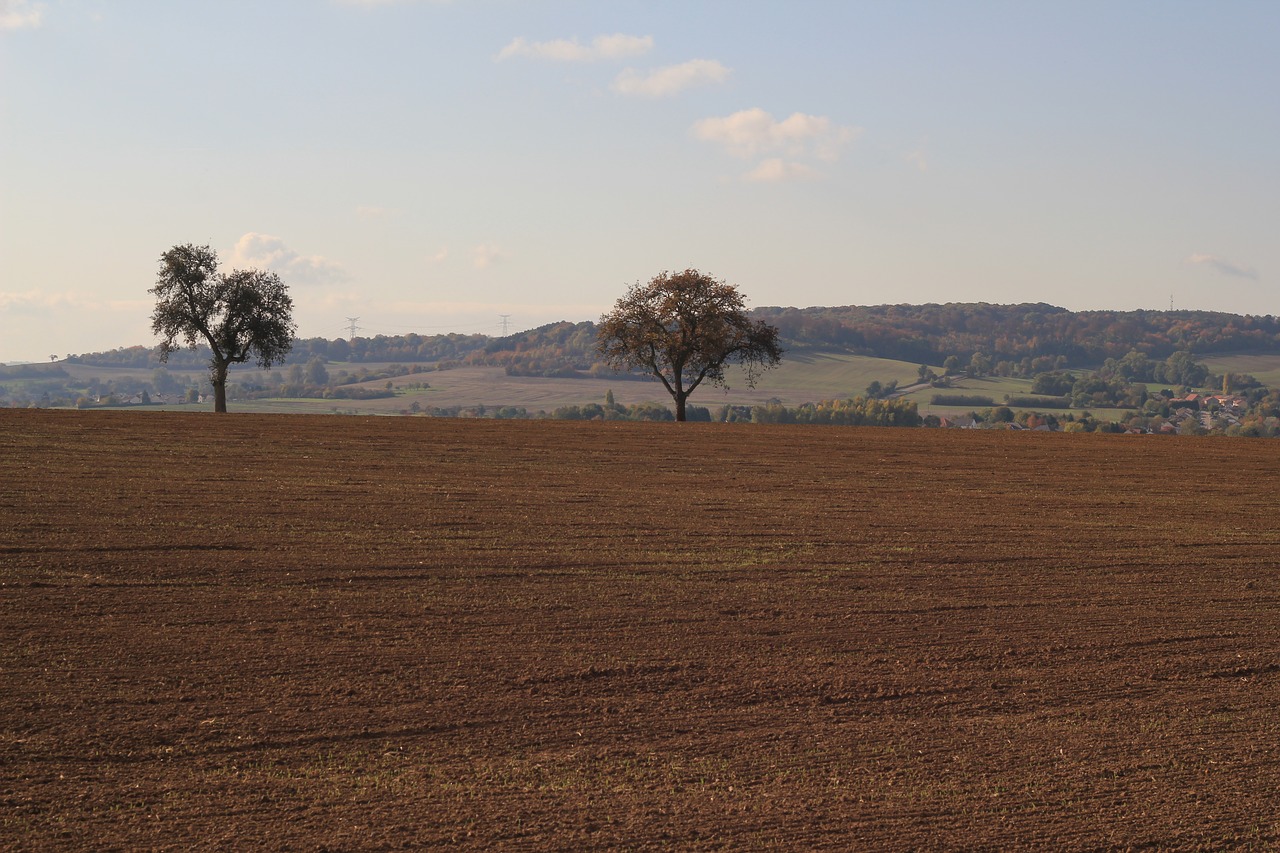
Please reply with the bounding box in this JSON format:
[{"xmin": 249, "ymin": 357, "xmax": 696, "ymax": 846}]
[
  {"xmin": 21, "ymin": 302, "xmax": 1280, "ymax": 434},
  {"xmin": 755, "ymin": 303, "xmax": 1280, "ymax": 364},
  {"xmin": 63, "ymin": 303, "xmax": 1280, "ymax": 377}
]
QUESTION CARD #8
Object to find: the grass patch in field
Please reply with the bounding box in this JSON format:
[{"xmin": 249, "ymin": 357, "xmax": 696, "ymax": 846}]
[
  {"xmin": 724, "ymin": 352, "xmax": 928, "ymax": 398},
  {"xmin": 1201, "ymin": 353, "xmax": 1280, "ymax": 387}
]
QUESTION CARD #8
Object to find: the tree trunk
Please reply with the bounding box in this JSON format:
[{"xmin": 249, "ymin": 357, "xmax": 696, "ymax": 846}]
[
  {"xmin": 212, "ymin": 363, "xmax": 229, "ymax": 413},
  {"xmin": 674, "ymin": 393, "xmax": 687, "ymax": 422}
]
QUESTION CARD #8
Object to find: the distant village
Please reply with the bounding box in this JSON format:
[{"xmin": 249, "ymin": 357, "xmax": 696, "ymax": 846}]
[{"xmin": 935, "ymin": 392, "xmax": 1273, "ymax": 435}]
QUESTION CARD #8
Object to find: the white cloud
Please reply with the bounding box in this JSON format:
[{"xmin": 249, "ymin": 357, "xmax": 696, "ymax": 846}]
[
  {"xmin": 744, "ymin": 159, "xmax": 821, "ymax": 183},
  {"xmin": 497, "ymin": 33, "xmax": 652, "ymax": 62},
  {"xmin": 612, "ymin": 59, "xmax": 731, "ymax": 98},
  {"xmin": 0, "ymin": 0, "xmax": 44, "ymax": 30},
  {"xmin": 226, "ymin": 233, "xmax": 348, "ymax": 285},
  {"xmin": 472, "ymin": 244, "xmax": 506, "ymax": 269},
  {"xmin": 1185, "ymin": 253, "xmax": 1259, "ymax": 280},
  {"xmin": 355, "ymin": 204, "xmax": 392, "ymax": 220},
  {"xmin": 694, "ymin": 107, "xmax": 861, "ymax": 162}
]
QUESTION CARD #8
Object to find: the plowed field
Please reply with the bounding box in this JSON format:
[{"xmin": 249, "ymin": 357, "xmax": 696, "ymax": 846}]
[{"xmin": 3, "ymin": 410, "xmax": 1280, "ymax": 849}]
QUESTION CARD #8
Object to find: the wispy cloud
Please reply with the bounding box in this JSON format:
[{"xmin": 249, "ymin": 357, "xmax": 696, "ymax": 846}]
[
  {"xmin": 496, "ymin": 33, "xmax": 652, "ymax": 62},
  {"xmin": 612, "ymin": 59, "xmax": 730, "ymax": 98},
  {"xmin": 694, "ymin": 108, "xmax": 860, "ymax": 162},
  {"xmin": 386, "ymin": 299, "xmax": 605, "ymax": 318},
  {"xmin": 472, "ymin": 244, "xmax": 506, "ymax": 269},
  {"xmin": 744, "ymin": 158, "xmax": 821, "ymax": 183},
  {"xmin": 2, "ymin": 289, "xmax": 152, "ymax": 316},
  {"xmin": 694, "ymin": 107, "xmax": 860, "ymax": 182},
  {"xmin": 355, "ymin": 204, "xmax": 393, "ymax": 220},
  {"xmin": 429, "ymin": 247, "xmax": 449, "ymax": 263},
  {"xmin": 0, "ymin": 0, "xmax": 44, "ymax": 31},
  {"xmin": 296, "ymin": 290, "xmax": 365, "ymax": 312},
  {"xmin": 1185, "ymin": 253, "xmax": 1259, "ymax": 280},
  {"xmin": 0, "ymin": 289, "xmax": 90, "ymax": 311},
  {"xmin": 227, "ymin": 233, "xmax": 348, "ymax": 285},
  {"xmin": 335, "ymin": 0, "xmax": 450, "ymax": 6},
  {"xmin": 904, "ymin": 145, "xmax": 928, "ymax": 172}
]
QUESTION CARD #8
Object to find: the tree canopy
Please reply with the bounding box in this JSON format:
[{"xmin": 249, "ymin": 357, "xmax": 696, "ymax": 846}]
[
  {"xmin": 596, "ymin": 269, "xmax": 782, "ymax": 421},
  {"xmin": 150, "ymin": 243, "xmax": 295, "ymax": 412}
]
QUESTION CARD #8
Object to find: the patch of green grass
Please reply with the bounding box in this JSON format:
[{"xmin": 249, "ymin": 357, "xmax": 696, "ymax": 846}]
[
  {"xmin": 726, "ymin": 352, "xmax": 930, "ymax": 398},
  {"xmin": 1201, "ymin": 354, "xmax": 1280, "ymax": 387}
]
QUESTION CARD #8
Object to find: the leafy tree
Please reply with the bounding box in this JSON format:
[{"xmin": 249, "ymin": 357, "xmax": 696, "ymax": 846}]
[
  {"xmin": 150, "ymin": 367, "xmax": 181, "ymax": 395},
  {"xmin": 1103, "ymin": 349, "xmax": 1153, "ymax": 382},
  {"xmin": 865, "ymin": 379, "xmax": 898, "ymax": 400},
  {"xmin": 1158, "ymin": 350, "xmax": 1210, "ymax": 387},
  {"xmin": 285, "ymin": 363, "xmax": 307, "ymax": 393},
  {"xmin": 305, "ymin": 356, "xmax": 329, "ymax": 386},
  {"xmin": 596, "ymin": 269, "xmax": 782, "ymax": 421},
  {"xmin": 150, "ymin": 244, "xmax": 295, "ymax": 412},
  {"xmin": 968, "ymin": 351, "xmax": 992, "ymax": 377},
  {"xmin": 1032, "ymin": 371, "xmax": 1077, "ymax": 396}
]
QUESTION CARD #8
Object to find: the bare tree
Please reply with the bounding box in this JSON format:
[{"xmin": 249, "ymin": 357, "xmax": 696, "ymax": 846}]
[
  {"xmin": 150, "ymin": 244, "xmax": 295, "ymax": 413},
  {"xmin": 597, "ymin": 269, "xmax": 782, "ymax": 421}
]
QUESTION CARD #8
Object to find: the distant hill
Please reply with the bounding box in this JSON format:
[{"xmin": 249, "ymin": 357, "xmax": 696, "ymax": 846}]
[
  {"xmin": 63, "ymin": 332, "xmax": 492, "ymax": 369},
  {"xmin": 64, "ymin": 303, "xmax": 1280, "ymax": 378},
  {"xmin": 478, "ymin": 304, "xmax": 1280, "ymax": 378},
  {"xmin": 755, "ymin": 303, "xmax": 1280, "ymax": 365}
]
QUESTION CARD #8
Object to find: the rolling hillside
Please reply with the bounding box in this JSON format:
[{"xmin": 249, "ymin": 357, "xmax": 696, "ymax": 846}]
[{"xmin": 11, "ymin": 303, "xmax": 1280, "ymax": 421}]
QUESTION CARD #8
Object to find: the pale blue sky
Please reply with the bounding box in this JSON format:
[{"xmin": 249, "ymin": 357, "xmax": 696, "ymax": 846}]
[{"xmin": 2, "ymin": 0, "xmax": 1277, "ymax": 361}]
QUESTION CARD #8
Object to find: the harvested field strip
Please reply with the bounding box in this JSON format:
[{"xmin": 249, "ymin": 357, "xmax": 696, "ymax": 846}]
[{"xmin": 3, "ymin": 410, "xmax": 1280, "ymax": 849}]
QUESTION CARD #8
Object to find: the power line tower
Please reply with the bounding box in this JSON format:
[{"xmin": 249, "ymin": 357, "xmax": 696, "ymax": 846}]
[
  {"xmin": 499, "ymin": 314, "xmax": 511, "ymax": 336},
  {"xmin": 345, "ymin": 317, "xmax": 361, "ymax": 342}
]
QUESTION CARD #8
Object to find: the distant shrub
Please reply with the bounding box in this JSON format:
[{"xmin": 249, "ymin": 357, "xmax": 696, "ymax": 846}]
[
  {"xmin": 1005, "ymin": 395, "xmax": 1071, "ymax": 409},
  {"xmin": 930, "ymin": 394, "xmax": 994, "ymax": 407},
  {"xmin": 626, "ymin": 403, "xmax": 675, "ymax": 422},
  {"xmin": 750, "ymin": 397, "xmax": 920, "ymax": 428},
  {"xmin": 323, "ymin": 387, "xmax": 396, "ymax": 400}
]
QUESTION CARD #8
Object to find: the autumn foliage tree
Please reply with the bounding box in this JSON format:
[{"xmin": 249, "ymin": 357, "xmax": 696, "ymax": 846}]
[
  {"xmin": 150, "ymin": 244, "xmax": 295, "ymax": 413},
  {"xmin": 596, "ymin": 269, "xmax": 782, "ymax": 421}
]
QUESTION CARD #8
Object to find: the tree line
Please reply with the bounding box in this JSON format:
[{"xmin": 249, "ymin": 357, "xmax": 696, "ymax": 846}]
[
  {"xmin": 405, "ymin": 393, "xmax": 918, "ymax": 427},
  {"xmin": 42, "ymin": 243, "xmax": 1280, "ymax": 427},
  {"xmin": 754, "ymin": 303, "xmax": 1280, "ymax": 366},
  {"xmin": 64, "ymin": 333, "xmax": 489, "ymax": 369},
  {"xmin": 67, "ymin": 304, "xmax": 1280, "ymax": 381}
]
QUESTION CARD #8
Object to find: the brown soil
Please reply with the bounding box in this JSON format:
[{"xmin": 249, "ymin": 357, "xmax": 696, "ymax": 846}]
[{"xmin": 3, "ymin": 410, "xmax": 1279, "ymax": 850}]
